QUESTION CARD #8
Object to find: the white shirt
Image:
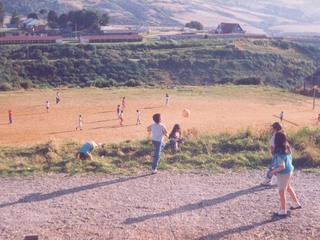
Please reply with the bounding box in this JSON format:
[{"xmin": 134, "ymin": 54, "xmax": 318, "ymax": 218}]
[{"xmin": 148, "ymin": 123, "xmax": 167, "ymax": 142}]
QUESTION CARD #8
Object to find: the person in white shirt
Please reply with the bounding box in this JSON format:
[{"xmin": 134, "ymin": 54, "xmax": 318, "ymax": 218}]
[{"xmin": 147, "ymin": 113, "xmax": 168, "ymax": 173}]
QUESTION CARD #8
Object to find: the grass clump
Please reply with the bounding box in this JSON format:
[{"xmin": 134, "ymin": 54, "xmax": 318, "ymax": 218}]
[{"xmin": 1, "ymin": 127, "xmax": 320, "ymax": 177}]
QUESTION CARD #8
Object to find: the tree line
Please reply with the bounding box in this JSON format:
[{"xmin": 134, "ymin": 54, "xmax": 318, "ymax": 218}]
[
  {"xmin": 0, "ymin": 39, "xmax": 318, "ymax": 91},
  {"xmin": 0, "ymin": 1, "xmax": 109, "ymax": 32}
]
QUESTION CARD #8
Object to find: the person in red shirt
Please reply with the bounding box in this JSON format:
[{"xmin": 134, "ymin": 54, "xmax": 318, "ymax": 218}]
[{"xmin": 8, "ymin": 110, "xmax": 12, "ymax": 124}]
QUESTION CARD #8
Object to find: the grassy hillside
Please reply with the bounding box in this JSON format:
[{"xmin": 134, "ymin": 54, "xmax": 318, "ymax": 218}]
[
  {"xmin": 2, "ymin": 0, "xmax": 320, "ymax": 35},
  {"xmin": 0, "ymin": 38, "xmax": 319, "ymax": 90}
]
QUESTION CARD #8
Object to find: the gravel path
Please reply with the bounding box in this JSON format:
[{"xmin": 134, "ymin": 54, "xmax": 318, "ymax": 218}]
[{"xmin": 0, "ymin": 170, "xmax": 319, "ymax": 240}]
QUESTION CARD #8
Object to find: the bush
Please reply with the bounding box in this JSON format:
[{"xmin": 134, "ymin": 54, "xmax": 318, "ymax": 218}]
[
  {"xmin": 235, "ymin": 77, "xmax": 262, "ymax": 85},
  {"xmin": 0, "ymin": 82, "xmax": 12, "ymax": 91},
  {"xmin": 20, "ymin": 80, "xmax": 33, "ymax": 89}
]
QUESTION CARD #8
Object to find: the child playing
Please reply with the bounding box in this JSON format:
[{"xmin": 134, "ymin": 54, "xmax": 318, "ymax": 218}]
[
  {"xmin": 119, "ymin": 110, "xmax": 124, "ymax": 126},
  {"xmin": 46, "ymin": 101, "xmax": 50, "ymax": 113},
  {"xmin": 136, "ymin": 110, "xmax": 141, "ymax": 125},
  {"xmin": 8, "ymin": 110, "xmax": 12, "ymax": 124},
  {"xmin": 76, "ymin": 141, "xmax": 105, "ymax": 160},
  {"xmin": 261, "ymin": 122, "xmax": 283, "ymax": 186},
  {"xmin": 76, "ymin": 115, "xmax": 83, "ymax": 130},
  {"xmin": 147, "ymin": 113, "xmax": 168, "ymax": 174},
  {"xmin": 117, "ymin": 104, "xmax": 121, "ymax": 118},
  {"xmin": 169, "ymin": 124, "xmax": 184, "ymax": 152},
  {"xmin": 269, "ymin": 131, "xmax": 301, "ymax": 217}
]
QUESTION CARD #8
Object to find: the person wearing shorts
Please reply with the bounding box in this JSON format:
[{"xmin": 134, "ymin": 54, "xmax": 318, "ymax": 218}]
[
  {"xmin": 269, "ymin": 131, "xmax": 301, "ymax": 217},
  {"xmin": 76, "ymin": 141, "xmax": 104, "ymax": 160}
]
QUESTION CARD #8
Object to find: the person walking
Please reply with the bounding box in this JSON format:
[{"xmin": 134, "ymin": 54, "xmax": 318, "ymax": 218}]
[
  {"xmin": 261, "ymin": 122, "xmax": 284, "ymax": 186},
  {"xmin": 76, "ymin": 115, "xmax": 83, "ymax": 130},
  {"xmin": 280, "ymin": 111, "xmax": 284, "ymax": 122},
  {"xmin": 119, "ymin": 110, "xmax": 124, "ymax": 126},
  {"xmin": 136, "ymin": 110, "xmax": 141, "ymax": 125},
  {"xmin": 56, "ymin": 92, "xmax": 60, "ymax": 104},
  {"xmin": 165, "ymin": 93, "xmax": 170, "ymax": 107},
  {"xmin": 122, "ymin": 97, "xmax": 126, "ymax": 109},
  {"xmin": 45, "ymin": 101, "xmax": 50, "ymax": 113},
  {"xmin": 117, "ymin": 104, "xmax": 121, "ymax": 119},
  {"xmin": 269, "ymin": 131, "xmax": 301, "ymax": 217},
  {"xmin": 147, "ymin": 113, "xmax": 169, "ymax": 174},
  {"xmin": 8, "ymin": 110, "xmax": 12, "ymax": 124}
]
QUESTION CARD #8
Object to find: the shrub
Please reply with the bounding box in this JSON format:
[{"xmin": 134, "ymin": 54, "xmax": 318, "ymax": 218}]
[
  {"xmin": 0, "ymin": 82, "xmax": 12, "ymax": 91},
  {"xmin": 20, "ymin": 80, "xmax": 33, "ymax": 89},
  {"xmin": 235, "ymin": 77, "xmax": 262, "ymax": 85}
]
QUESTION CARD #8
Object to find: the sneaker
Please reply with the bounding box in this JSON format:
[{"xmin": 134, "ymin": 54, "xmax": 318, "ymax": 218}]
[
  {"xmin": 260, "ymin": 178, "xmax": 271, "ymax": 186},
  {"xmin": 151, "ymin": 169, "xmax": 158, "ymax": 174},
  {"xmin": 274, "ymin": 210, "xmax": 287, "ymax": 217},
  {"xmin": 290, "ymin": 203, "xmax": 302, "ymax": 210}
]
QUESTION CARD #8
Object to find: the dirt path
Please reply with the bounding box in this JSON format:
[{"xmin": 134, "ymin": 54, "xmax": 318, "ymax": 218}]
[{"xmin": 1, "ymin": 170, "xmax": 319, "ymax": 239}]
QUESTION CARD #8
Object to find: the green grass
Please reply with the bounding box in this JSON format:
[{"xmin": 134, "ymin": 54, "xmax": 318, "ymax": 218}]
[{"xmin": 1, "ymin": 127, "xmax": 320, "ymax": 177}]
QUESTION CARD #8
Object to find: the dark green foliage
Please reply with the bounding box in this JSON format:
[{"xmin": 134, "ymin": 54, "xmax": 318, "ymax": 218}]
[{"xmin": 0, "ymin": 39, "xmax": 318, "ymax": 89}]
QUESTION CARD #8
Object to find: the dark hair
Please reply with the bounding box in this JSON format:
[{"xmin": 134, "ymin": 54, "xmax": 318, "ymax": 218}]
[
  {"xmin": 152, "ymin": 113, "xmax": 161, "ymax": 123},
  {"xmin": 274, "ymin": 132, "xmax": 287, "ymax": 154},
  {"xmin": 271, "ymin": 122, "xmax": 282, "ymax": 131},
  {"xmin": 169, "ymin": 124, "xmax": 181, "ymax": 138}
]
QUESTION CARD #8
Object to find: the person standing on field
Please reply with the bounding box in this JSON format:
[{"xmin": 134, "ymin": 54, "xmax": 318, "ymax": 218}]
[
  {"xmin": 165, "ymin": 93, "xmax": 170, "ymax": 107},
  {"xmin": 136, "ymin": 110, "xmax": 141, "ymax": 125},
  {"xmin": 117, "ymin": 104, "xmax": 121, "ymax": 118},
  {"xmin": 280, "ymin": 111, "xmax": 284, "ymax": 122},
  {"xmin": 119, "ymin": 110, "xmax": 124, "ymax": 126},
  {"xmin": 147, "ymin": 113, "xmax": 169, "ymax": 174},
  {"xmin": 56, "ymin": 92, "xmax": 60, "ymax": 104},
  {"xmin": 46, "ymin": 101, "xmax": 50, "ymax": 113},
  {"xmin": 76, "ymin": 115, "xmax": 83, "ymax": 130},
  {"xmin": 8, "ymin": 110, "xmax": 12, "ymax": 124},
  {"xmin": 122, "ymin": 97, "xmax": 126, "ymax": 109}
]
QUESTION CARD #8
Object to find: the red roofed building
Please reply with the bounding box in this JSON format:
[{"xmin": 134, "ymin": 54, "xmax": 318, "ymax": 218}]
[
  {"xmin": 215, "ymin": 23, "xmax": 245, "ymax": 34},
  {"xmin": 0, "ymin": 36, "xmax": 63, "ymax": 45}
]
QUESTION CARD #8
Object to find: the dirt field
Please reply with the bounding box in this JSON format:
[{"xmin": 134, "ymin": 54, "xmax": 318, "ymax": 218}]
[{"xmin": 0, "ymin": 86, "xmax": 319, "ymax": 146}]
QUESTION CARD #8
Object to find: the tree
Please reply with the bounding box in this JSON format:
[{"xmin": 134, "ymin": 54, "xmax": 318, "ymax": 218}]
[
  {"xmin": 185, "ymin": 21, "xmax": 204, "ymax": 30},
  {"xmin": 27, "ymin": 12, "xmax": 38, "ymax": 19},
  {"xmin": 47, "ymin": 10, "xmax": 59, "ymax": 29},
  {"xmin": 58, "ymin": 13, "xmax": 69, "ymax": 28},
  {"xmin": 0, "ymin": 1, "xmax": 5, "ymax": 27},
  {"xmin": 68, "ymin": 9, "xmax": 109, "ymax": 32},
  {"xmin": 39, "ymin": 9, "xmax": 47, "ymax": 23},
  {"xmin": 10, "ymin": 10, "xmax": 21, "ymax": 25}
]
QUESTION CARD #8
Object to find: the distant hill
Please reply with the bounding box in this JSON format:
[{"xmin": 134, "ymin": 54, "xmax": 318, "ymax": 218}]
[{"xmin": 2, "ymin": 0, "xmax": 320, "ymax": 35}]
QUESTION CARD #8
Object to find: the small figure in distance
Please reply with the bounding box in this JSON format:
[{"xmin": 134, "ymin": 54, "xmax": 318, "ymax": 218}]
[
  {"xmin": 280, "ymin": 111, "xmax": 284, "ymax": 122},
  {"xmin": 117, "ymin": 104, "xmax": 121, "ymax": 119},
  {"xmin": 76, "ymin": 141, "xmax": 105, "ymax": 160},
  {"xmin": 136, "ymin": 110, "xmax": 141, "ymax": 125},
  {"xmin": 165, "ymin": 93, "xmax": 170, "ymax": 107},
  {"xmin": 317, "ymin": 114, "xmax": 320, "ymax": 124},
  {"xmin": 46, "ymin": 100, "xmax": 50, "ymax": 113},
  {"xmin": 122, "ymin": 97, "xmax": 126, "ymax": 109},
  {"xmin": 169, "ymin": 124, "xmax": 184, "ymax": 152},
  {"xmin": 56, "ymin": 92, "xmax": 60, "ymax": 104},
  {"xmin": 76, "ymin": 115, "xmax": 83, "ymax": 130},
  {"xmin": 119, "ymin": 110, "xmax": 124, "ymax": 126},
  {"xmin": 147, "ymin": 113, "xmax": 169, "ymax": 174},
  {"xmin": 8, "ymin": 110, "xmax": 12, "ymax": 124}
]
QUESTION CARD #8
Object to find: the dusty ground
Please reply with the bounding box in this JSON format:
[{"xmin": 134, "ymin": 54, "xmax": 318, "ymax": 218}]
[
  {"xmin": 0, "ymin": 170, "xmax": 319, "ymax": 239},
  {"xmin": 0, "ymin": 87, "xmax": 319, "ymax": 146}
]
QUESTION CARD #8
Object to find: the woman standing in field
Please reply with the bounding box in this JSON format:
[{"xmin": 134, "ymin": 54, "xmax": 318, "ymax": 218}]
[{"xmin": 269, "ymin": 131, "xmax": 301, "ymax": 217}]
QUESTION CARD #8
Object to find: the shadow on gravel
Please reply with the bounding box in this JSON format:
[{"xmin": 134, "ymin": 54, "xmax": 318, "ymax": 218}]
[
  {"xmin": 196, "ymin": 217, "xmax": 283, "ymax": 240},
  {"xmin": 0, "ymin": 174, "xmax": 150, "ymax": 208},
  {"xmin": 124, "ymin": 185, "xmax": 270, "ymax": 224}
]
